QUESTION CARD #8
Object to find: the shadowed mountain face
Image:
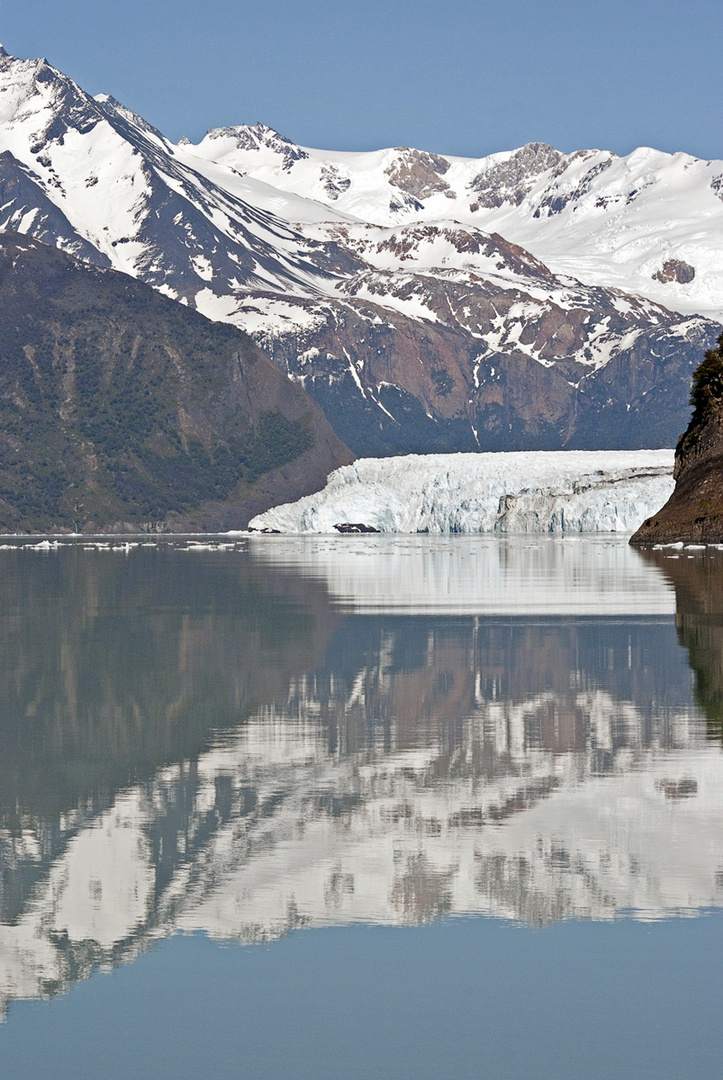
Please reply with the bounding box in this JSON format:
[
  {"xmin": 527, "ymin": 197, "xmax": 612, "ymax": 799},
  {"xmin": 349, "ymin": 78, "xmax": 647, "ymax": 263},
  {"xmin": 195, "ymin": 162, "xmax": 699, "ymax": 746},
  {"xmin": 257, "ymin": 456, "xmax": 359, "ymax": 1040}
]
[
  {"xmin": 247, "ymin": 250, "xmax": 719, "ymax": 456},
  {"xmin": 0, "ymin": 234, "xmax": 352, "ymax": 532},
  {"xmin": 1, "ymin": 539, "xmax": 722, "ymax": 1016}
]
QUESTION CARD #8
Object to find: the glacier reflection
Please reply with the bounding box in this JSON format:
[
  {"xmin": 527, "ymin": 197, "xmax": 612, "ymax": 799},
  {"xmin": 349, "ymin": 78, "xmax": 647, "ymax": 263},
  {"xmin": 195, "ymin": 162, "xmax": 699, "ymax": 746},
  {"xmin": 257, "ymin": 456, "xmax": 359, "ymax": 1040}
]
[
  {"xmin": 249, "ymin": 533, "xmax": 675, "ymax": 614},
  {"xmin": 0, "ymin": 538, "xmax": 722, "ymax": 1016}
]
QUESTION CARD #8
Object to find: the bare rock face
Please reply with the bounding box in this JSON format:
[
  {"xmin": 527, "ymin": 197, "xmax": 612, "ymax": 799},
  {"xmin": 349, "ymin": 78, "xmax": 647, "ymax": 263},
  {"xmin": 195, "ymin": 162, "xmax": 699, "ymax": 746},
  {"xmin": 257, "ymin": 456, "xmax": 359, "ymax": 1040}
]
[
  {"xmin": 632, "ymin": 334, "xmax": 723, "ymax": 543},
  {"xmin": 653, "ymin": 259, "xmax": 696, "ymax": 285},
  {"xmin": 469, "ymin": 142, "xmax": 564, "ymax": 208},
  {"xmin": 384, "ymin": 148, "xmax": 453, "ymax": 201}
]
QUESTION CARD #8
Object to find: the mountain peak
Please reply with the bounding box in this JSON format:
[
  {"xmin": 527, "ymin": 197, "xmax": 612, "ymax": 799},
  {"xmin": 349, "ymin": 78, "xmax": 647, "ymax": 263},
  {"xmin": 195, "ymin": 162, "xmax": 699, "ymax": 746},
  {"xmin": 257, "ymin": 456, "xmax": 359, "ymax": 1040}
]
[
  {"xmin": 468, "ymin": 141, "xmax": 565, "ymax": 209},
  {"xmin": 206, "ymin": 122, "xmax": 290, "ymax": 147},
  {"xmin": 92, "ymin": 93, "xmax": 167, "ymax": 141},
  {"xmin": 202, "ymin": 122, "xmax": 309, "ymax": 169}
]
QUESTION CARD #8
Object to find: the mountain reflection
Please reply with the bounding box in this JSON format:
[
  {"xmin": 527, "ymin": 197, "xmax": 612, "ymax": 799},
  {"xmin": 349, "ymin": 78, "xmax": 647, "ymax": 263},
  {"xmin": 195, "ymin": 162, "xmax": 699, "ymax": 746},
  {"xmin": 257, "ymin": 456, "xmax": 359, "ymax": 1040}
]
[
  {"xmin": 642, "ymin": 547, "xmax": 723, "ymax": 741},
  {"xmin": 0, "ymin": 538, "xmax": 722, "ymax": 1016}
]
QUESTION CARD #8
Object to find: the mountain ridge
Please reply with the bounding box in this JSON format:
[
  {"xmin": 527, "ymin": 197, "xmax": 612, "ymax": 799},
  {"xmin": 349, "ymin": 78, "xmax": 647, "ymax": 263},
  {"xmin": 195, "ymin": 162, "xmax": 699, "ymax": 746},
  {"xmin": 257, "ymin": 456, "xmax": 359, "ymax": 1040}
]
[
  {"xmin": 0, "ymin": 47, "xmax": 720, "ymax": 456},
  {"xmin": 184, "ymin": 123, "xmax": 723, "ymax": 320}
]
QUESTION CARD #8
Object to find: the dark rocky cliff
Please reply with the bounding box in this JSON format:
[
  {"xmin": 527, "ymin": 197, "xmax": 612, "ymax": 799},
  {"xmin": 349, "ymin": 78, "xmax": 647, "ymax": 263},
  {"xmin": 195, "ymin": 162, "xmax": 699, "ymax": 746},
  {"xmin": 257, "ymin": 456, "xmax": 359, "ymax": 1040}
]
[
  {"xmin": 632, "ymin": 333, "xmax": 723, "ymax": 543},
  {"xmin": 0, "ymin": 233, "xmax": 353, "ymax": 532}
]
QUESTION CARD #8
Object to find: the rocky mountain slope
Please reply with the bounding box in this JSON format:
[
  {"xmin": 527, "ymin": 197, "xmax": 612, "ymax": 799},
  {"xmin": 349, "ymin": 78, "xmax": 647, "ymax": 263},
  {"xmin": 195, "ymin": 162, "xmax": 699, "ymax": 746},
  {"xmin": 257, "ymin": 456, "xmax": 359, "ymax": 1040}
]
[
  {"xmin": 0, "ymin": 233, "xmax": 352, "ymax": 532},
  {"xmin": 632, "ymin": 334, "xmax": 723, "ymax": 543},
  {"xmin": 238, "ymin": 229, "xmax": 716, "ymax": 454},
  {"xmin": 0, "ymin": 47, "xmax": 720, "ymax": 455}
]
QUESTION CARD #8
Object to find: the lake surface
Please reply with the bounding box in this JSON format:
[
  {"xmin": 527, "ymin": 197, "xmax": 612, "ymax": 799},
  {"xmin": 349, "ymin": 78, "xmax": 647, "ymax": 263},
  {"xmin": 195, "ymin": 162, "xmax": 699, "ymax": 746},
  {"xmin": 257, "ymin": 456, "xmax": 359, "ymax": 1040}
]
[{"xmin": 0, "ymin": 535, "xmax": 721, "ymax": 1079}]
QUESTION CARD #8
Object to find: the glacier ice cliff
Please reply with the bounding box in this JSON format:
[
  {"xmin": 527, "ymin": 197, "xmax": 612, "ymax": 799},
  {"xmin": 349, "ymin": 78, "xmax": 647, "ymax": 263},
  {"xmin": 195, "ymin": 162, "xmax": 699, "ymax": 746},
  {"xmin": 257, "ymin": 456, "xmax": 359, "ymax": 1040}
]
[{"xmin": 249, "ymin": 450, "xmax": 675, "ymax": 534}]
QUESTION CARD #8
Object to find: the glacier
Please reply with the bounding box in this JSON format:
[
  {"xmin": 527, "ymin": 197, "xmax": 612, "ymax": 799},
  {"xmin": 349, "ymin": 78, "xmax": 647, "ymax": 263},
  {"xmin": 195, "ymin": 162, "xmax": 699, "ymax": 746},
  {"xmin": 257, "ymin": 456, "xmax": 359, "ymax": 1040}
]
[{"xmin": 248, "ymin": 449, "xmax": 675, "ymax": 534}]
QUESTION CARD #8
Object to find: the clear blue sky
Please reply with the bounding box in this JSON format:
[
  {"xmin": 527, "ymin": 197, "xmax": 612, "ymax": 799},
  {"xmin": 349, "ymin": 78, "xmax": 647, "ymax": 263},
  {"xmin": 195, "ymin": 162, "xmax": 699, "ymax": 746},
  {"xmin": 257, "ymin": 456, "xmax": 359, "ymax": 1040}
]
[{"xmin": 3, "ymin": 0, "xmax": 722, "ymax": 159}]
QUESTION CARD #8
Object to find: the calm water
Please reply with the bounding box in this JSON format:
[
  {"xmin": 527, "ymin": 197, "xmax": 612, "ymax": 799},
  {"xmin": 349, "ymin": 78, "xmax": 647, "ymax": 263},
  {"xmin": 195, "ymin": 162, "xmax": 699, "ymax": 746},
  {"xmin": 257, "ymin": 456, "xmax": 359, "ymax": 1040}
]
[{"xmin": 0, "ymin": 535, "xmax": 721, "ymax": 1079}]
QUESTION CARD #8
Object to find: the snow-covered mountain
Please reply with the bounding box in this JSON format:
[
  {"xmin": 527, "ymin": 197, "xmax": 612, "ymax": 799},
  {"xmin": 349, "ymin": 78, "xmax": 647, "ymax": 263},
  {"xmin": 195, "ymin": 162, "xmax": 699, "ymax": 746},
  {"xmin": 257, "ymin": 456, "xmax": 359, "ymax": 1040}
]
[
  {"xmin": 0, "ymin": 48, "xmax": 348, "ymax": 296},
  {"xmin": 0, "ymin": 47, "xmax": 720, "ymax": 454},
  {"xmin": 185, "ymin": 127, "xmax": 723, "ymax": 321}
]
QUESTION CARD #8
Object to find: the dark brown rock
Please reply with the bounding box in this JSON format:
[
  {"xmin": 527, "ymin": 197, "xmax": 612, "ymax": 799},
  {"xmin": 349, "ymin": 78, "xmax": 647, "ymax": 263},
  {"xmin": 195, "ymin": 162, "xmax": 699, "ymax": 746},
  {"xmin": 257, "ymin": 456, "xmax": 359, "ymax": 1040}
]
[
  {"xmin": 653, "ymin": 259, "xmax": 696, "ymax": 285},
  {"xmin": 632, "ymin": 334, "xmax": 723, "ymax": 543},
  {"xmin": 0, "ymin": 232, "xmax": 353, "ymax": 532}
]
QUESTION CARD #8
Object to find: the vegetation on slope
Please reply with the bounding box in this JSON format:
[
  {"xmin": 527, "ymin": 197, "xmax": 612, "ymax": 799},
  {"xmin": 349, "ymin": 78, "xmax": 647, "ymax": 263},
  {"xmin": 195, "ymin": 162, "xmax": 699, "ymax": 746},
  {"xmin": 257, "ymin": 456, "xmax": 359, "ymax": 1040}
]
[
  {"xmin": 631, "ymin": 331, "xmax": 723, "ymax": 544},
  {"xmin": 689, "ymin": 331, "xmax": 723, "ymax": 426},
  {"xmin": 0, "ymin": 233, "xmax": 350, "ymax": 531}
]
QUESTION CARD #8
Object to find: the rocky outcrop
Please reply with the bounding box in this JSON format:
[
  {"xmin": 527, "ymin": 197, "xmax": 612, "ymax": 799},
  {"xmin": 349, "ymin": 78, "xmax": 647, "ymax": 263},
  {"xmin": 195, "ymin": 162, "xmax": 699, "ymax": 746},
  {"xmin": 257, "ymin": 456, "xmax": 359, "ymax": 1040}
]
[
  {"xmin": 632, "ymin": 334, "xmax": 723, "ymax": 543},
  {"xmin": 469, "ymin": 142, "xmax": 565, "ymax": 208},
  {"xmin": 653, "ymin": 258, "xmax": 696, "ymax": 285},
  {"xmin": 384, "ymin": 148, "xmax": 454, "ymax": 201}
]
